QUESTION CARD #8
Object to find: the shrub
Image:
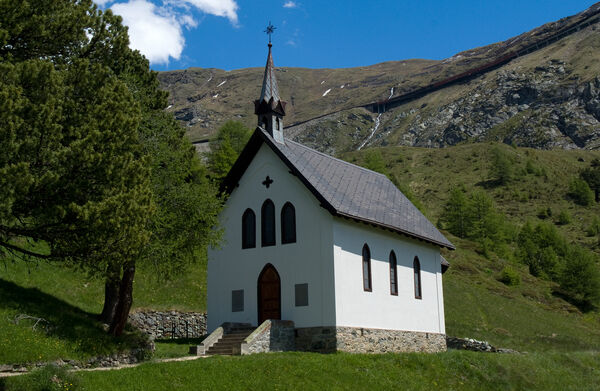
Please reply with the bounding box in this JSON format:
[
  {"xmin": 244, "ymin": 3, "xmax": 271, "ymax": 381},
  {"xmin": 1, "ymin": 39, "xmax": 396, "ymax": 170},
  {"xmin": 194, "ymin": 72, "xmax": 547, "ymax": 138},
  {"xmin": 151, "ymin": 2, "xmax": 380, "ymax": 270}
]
[
  {"xmin": 586, "ymin": 216, "xmax": 600, "ymax": 237},
  {"xmin": 568, "ymin": 178, "xmax": 594, "ymax": 206},
  {"xmin": 499, "ymin": 266, "xmax": 521, "ymax": 286},
  {"xmin": 557, "ymin": 210, "xmax": 571, "ymax": 225}
]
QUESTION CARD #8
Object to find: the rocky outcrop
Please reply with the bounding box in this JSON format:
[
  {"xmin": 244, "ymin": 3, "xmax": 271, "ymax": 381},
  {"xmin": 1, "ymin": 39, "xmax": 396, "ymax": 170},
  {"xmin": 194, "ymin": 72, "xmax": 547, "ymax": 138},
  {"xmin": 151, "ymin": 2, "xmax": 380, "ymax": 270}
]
[
  {"xmin": 375, "ymin": 64, "xmax": 600, "ymax": 150},
  {"xmin": 446, "ymin": 337, "xmax": 519, "ymax": 353}
]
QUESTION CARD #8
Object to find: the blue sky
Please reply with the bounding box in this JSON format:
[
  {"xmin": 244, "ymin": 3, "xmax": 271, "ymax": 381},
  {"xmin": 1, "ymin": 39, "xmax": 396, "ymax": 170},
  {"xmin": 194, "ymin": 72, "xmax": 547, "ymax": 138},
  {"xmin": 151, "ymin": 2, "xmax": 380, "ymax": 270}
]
[{"xmin": 94, "ymin": 0, "xmax": 597, "ymax": 71}]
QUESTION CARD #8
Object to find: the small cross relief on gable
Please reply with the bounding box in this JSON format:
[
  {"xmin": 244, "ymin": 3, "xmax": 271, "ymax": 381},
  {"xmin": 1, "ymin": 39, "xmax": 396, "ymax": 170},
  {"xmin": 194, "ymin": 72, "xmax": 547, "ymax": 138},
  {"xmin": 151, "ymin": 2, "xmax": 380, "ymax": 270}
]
[{"xmin": 262, "ymin": 175, "xmax": 274, "ymax": 188}]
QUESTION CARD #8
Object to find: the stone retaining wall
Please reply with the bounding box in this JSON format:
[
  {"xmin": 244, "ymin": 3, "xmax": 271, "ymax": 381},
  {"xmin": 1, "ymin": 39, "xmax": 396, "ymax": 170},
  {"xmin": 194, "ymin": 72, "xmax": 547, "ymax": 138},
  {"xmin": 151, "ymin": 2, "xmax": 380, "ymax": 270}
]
[
  {"xmin": 241, "ymin": 320, "xmax": 295, "ymax": 355},
  {"xmin": 295, "ymin": 326, "xmax": 447, "ymax": 353},
  {"xmin": 128, "ymin": 311, "xmax": 206, "ymax": 340}
]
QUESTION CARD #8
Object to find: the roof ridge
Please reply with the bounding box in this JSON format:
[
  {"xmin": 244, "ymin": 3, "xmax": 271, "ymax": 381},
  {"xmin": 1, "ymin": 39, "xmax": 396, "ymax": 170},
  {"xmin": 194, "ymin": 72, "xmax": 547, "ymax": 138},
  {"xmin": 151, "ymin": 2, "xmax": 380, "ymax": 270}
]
[{"xmin": 283, "ymin": 137, "xmax": 388, "ymax": 179}]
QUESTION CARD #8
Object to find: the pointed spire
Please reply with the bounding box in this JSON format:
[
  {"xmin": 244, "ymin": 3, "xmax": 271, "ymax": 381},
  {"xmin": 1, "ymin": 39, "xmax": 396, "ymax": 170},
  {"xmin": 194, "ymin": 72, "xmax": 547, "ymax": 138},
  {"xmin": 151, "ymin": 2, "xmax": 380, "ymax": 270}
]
[
  {"xmin": 255, "ymin": 26, "xmax": 286, "ymax": 144},
  {"xmin": 258, "ymin": 43, "xmax": 281, "ymax": 104}
]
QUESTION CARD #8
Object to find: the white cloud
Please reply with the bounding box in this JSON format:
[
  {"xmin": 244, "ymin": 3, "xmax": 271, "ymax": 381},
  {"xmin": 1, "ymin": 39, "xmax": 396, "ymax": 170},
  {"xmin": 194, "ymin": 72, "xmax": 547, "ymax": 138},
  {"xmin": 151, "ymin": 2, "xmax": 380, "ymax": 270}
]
[
  {"xmin": 112, "ymin": 0, "xmax": 184, "ymax": 65},
  {"xmin": 107, "ymin": 0, "xmax": 239, "ymax": 65},
  {"xmin": 182, "ymin": 0, "xmax": 238, "ymax": 24},
  {"xmin": 283, "ymin": 1, "xmax": 297, "ymax": 8}
]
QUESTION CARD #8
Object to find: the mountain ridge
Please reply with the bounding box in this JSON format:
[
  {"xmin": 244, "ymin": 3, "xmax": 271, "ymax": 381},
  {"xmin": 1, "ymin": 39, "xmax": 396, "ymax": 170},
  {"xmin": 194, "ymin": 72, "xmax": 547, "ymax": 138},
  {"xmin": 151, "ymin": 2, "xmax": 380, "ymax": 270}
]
[{"xmin": 158, "ymin": 2, "xmax": 600, "ymax": 154}]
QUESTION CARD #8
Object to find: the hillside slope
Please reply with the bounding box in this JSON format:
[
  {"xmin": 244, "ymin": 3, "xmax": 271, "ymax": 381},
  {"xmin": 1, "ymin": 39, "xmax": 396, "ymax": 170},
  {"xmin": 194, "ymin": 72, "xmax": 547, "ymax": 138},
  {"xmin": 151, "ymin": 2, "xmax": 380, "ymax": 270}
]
[
  {"xmin": 159, "ymin": 2, "xmax": 600, "ymax": 154},
  {"xmin": 2, "ymin": 144, "xmax": 599, "ymax": 363}
]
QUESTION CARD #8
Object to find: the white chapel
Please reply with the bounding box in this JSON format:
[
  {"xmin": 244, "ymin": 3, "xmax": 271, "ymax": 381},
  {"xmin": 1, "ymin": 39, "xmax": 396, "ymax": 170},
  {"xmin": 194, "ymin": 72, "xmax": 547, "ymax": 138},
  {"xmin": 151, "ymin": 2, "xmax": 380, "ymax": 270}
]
[{"xmin": 204, "ymin": 41, "xmax": 454, "ymax": 355}]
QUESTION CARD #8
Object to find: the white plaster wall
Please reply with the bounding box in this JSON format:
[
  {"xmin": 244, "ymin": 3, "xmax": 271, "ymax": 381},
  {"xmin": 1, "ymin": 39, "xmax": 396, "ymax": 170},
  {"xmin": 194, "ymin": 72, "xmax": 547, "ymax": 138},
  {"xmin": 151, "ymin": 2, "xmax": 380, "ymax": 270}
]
[
  {"xmin": 207, "ymin": 144, "xmax": 335, "ymax": 333},
  {"xmin": 332, "ymin": 219, "xmax": 446, "ymax": 334}
]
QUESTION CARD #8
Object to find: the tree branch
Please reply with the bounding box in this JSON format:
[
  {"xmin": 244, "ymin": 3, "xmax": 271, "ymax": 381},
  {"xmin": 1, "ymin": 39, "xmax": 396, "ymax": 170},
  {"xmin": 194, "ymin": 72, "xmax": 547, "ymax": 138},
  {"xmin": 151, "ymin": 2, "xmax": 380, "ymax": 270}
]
[{"xmin": 0, "ymin": 240, "xmax": 53, "ymax": 259}]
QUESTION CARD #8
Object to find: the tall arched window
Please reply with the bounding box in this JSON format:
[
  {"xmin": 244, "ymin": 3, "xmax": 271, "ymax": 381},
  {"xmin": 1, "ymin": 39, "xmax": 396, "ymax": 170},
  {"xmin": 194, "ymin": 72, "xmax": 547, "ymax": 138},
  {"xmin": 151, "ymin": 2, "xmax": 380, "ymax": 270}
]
[
  {"xmin": 362, "ymin": 244, "xmax": 372, "ymax": 292},
  {"xmin": 389, "ymin": 251, "xmax": 398, "ymax": 296},
  {"xmin": 242, "ymin": 209, "xmax": 256, "ymax": 249},
  {"xmin": 414, "ymin": 256, "xmax": 422, "ymax": 299},
  {"xmin": 281, "ymin": 202, "xmax": 296, "ymax": 244},
  {"xmin": 261, "ymin": 199, "xmax": 275, "ymax": 247}
]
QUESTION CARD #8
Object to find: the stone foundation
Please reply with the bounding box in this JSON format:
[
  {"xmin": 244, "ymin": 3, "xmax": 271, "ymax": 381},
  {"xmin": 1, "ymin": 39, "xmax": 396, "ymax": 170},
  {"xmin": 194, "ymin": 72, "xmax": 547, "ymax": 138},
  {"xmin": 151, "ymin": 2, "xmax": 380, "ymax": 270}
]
[
  {"xmin": 128, "ymin": 311, "xmax": 206, "ymax": 340},
  {"xmin": 295, "ymin": 326, "xmax": 446, "ymax": 353},
  {"xmin": 241, "ymin": 320, "xmax": 295, "ymax": 355}
]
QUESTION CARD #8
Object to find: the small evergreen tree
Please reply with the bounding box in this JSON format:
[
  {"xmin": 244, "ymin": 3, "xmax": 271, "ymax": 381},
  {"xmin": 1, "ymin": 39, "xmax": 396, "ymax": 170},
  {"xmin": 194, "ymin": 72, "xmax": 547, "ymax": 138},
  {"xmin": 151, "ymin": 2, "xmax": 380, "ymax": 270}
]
[
  {"xmin": 441, "ymin": 187, "xmax": 471, "ymax": 238},
  {"xmin": 580, "ymin": 158, "xmax": 600, "ymax": 202},
  {"xmin": 489, "ymin": 146, "xmax": 513, "ymax": 185},
  {"xmin": 206, "ymin": 121, "xmax": 252, "ymax": 181},
  {"xmin": 568, "ymin": 178, "xmax": 594, "ymax": 206}
]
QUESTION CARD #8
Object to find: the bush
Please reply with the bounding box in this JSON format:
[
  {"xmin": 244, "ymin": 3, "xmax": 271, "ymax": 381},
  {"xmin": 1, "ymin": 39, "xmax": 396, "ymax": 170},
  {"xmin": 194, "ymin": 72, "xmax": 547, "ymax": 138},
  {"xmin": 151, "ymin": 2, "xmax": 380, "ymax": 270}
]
[
  {"xmin": 2, "ymin": 364, "xmax": 81, "ymax": 391},
  {"xmin": 499, "ymin": 266, "xmax": 521, "ymax": 286},
  {"xmin": 586, "ymin": 216, "xmax": 600, "ymax": 237},
  {"xmin": 568, "ymin": 178, "xmax": 594, "ymax": 206},
  {"xmin": 556, "ymin": 210, "xmax": 571, "ymax": 225}
]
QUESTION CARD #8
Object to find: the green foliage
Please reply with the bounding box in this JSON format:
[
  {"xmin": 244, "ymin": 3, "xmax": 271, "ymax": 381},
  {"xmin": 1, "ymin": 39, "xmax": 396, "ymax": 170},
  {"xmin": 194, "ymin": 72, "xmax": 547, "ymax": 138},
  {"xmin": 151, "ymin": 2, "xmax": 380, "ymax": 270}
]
[
  {"xmin": 441, "ymin": 187, "xmax": 470, "ymax": 238},
  {"xmin": 206, "ymin": 121, "xmax": 252, "ymax": 181},
  {"xmin": 499, "ymin": 266, "xmax": 521, "ymax": 286},
  {"xmin": 440, "ymin": 187, "xmax": 509, "ymax": 244},
  {"xmin": 558, "ymin": 246, "xmax": 600, "ymax": 311},
  {"xmin": 516, "ymin": 221, "xmax": 600, "ymax": 309},
  {"xmin": 580, "ymin": 158, "xmax": 600, "ymax": 203},
  {"xmin": 556, "ymin": 210, "xmax": 571, "ymax": 225},
  {"xmin": 1, "ymin": 364, "xmax": 81, "ymax": 391},
  {"xmin": 489, "ymin": 146, "xmax": 513, "ymax": 185},
  {"xmin": 138, "ymin": 112, "xmax": 222, "ymax": 279},
  {"xmin": 363, "ymin": 149, "xmax": 388, "ymax": 175},
  {"xmin": 567, "ymin": 178, "xmax": 594, "ymax": 206},
  {"xmin": 586, "ymin": 216, "xmax": 600, "ymax": 237},
  {"xmin": 517, "ymin": 222, "xmax": 566, "ymax": 279}
]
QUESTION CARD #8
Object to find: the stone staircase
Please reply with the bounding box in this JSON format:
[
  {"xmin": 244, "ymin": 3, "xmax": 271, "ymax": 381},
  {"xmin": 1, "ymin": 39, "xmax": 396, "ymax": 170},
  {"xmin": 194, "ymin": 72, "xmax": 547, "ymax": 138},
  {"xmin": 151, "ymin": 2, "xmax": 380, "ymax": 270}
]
[{"xmin": 205, "ymin": 327, "xmax": 254, "ymax": 356}]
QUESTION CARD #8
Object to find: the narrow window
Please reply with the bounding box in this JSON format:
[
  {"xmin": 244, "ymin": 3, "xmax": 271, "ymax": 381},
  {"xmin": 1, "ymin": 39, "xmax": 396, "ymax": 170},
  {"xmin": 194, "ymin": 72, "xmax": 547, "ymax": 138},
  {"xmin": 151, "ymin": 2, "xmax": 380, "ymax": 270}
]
[
  {"xmin": 414, "ymin": 257, "xmax": 422, "ymax": 299},
  {"xmin": 362, "ymin": 244, "xmax": 372, "ymax": 292},
  {"xmin": 242, "ymin": 209, "xmax": 256, "ymax": 249},
  {"xmin": 261, "ymin": 199, "xmax": 275, "ymax": 247},
  {"xmin": 389, "ymin": 251, "xmax": 398, "ymax": 296},
  {"xmin": 276, "ymin": 117, "xmax": 280, "ymax": 130},
  {"xmin": 281, "ymin": 202, "xmax": 296, "ymax": 244},
  {"xmin": 232, "ymin": 290, "xmax": 244, "ymax": 312},
  {"xmin": 295, "ymin": 283, "xmax": 309, "ymax": 307}
]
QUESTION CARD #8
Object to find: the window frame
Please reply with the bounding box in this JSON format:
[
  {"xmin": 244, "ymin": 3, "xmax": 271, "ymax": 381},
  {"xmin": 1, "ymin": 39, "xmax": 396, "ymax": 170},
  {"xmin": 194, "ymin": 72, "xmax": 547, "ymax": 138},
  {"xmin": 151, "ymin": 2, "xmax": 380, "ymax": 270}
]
[
  {"xmin": 241, "ymin": 208, "xmax": 256, "ymax": 249},
  {"xmin": 281, "ymin": 202, "xmax": 296, "ymax": 244},
  {"xmin": 414, "ymin": 256, "xmax": 422, "ymax": 299},
  {"xmin": 362, "ymin": 244, "xmax": 372, "ymax": 292},
  {"xmin": 261, "ymin": 199, "xmax": 276, "ymax": 247},
  {"xmin": 389, "ymin": 250, "xmax": 398, "ymax": 296}
]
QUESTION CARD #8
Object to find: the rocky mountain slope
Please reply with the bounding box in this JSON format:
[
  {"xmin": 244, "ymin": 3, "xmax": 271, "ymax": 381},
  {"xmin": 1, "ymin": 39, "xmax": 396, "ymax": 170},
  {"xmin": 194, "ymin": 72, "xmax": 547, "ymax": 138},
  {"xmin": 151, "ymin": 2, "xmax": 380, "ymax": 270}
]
[{"xmin": 158, "ymin": 2, "xmax": 600, "ymax": 155}]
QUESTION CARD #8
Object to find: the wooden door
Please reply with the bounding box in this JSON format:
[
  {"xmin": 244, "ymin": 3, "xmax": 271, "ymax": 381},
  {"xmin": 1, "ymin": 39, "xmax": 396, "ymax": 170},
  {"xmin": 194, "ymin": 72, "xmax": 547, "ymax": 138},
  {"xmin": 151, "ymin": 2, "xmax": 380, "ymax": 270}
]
[{"xmin": 257, "ymin": 264, "xmax": 281, "ymax": 324}]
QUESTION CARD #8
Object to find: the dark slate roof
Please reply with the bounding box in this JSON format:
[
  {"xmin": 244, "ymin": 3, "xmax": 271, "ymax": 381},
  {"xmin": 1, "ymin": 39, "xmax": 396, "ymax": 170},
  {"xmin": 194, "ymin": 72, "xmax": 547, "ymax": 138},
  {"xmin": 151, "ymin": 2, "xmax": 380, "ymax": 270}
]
[
  {"xmin": 258, "ymin": 44, "xmax": 280, "ymax": 104},
  {"xmin": 222, "ymin": 128, "xmax": 455, "ymax": 250}
]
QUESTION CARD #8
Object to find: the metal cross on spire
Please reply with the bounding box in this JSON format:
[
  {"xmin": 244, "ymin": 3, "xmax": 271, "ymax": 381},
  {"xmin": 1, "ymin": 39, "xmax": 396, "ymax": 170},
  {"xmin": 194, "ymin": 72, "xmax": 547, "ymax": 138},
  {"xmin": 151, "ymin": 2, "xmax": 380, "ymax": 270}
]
[{"xmin": 264, "ymin": 21, "xmax": 276, "ymax": 44}]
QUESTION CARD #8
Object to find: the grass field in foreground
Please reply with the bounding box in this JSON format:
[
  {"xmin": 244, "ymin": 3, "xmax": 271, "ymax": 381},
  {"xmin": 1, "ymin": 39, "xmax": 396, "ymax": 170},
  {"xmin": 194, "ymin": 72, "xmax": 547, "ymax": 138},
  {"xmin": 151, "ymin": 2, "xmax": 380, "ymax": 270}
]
[{"xmin": 3, "ymin": 351, "xmax": 599, "ymax": 391}]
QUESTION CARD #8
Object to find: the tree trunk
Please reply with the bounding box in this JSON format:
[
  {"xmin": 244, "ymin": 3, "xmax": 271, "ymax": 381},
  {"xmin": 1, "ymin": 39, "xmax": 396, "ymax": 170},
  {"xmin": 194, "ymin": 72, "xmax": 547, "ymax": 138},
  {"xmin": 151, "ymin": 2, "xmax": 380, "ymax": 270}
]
[
  {"xmin": 99, "ymin": 263, "xmax": 120, "ymax": 324},
  {"xmin": 109, "ymin": 261, "xmax": 136, "ymax": 337}
]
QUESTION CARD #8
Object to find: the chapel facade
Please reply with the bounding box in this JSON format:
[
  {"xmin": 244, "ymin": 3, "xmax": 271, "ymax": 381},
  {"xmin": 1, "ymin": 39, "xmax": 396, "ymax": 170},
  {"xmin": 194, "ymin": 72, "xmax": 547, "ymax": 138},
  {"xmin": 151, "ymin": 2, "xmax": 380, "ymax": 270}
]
[{"xmin": 205, "ymin": 42, "xmax": 453, "ymax": 354}]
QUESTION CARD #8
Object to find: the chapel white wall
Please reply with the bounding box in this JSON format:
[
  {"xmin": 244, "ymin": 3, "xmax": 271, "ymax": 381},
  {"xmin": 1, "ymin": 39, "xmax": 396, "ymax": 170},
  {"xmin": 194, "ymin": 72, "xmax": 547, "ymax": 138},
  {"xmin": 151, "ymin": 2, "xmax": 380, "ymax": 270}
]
[
  {"xmin": 332, "ymin": 219, "xmax": 446, "ymax": 334},
  {"xmin": 207, "ymin": 144, "xmax": 335, "ymax": 333}
]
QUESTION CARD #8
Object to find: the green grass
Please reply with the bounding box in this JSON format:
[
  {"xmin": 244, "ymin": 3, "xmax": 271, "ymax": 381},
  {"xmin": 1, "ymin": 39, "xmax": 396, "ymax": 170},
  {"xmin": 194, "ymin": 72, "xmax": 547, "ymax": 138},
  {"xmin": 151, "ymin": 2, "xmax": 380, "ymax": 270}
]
[
  {"xmin": 153, "ymin": 338, "xmax": 203, "ymax": 359},
  {"xmin": 0, "ymin": 258, "xmax": 207, "ymax": 365},
  {"xmin": 3, "ymin": 351, "xmax": 599, "ymax": 391}
]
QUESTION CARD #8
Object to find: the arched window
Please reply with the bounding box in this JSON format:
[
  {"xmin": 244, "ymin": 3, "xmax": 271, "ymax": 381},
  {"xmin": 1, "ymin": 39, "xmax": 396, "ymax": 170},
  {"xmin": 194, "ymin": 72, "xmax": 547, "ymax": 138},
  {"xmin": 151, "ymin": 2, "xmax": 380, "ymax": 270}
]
[
  {"xmin": 276, "ymin": 117, "xmax": 281, "ymax": 130},
  {"xmin": 261, "ymin": 199, "xmax": 275, "ymax": 247},
  {"xmin": 414, "ymin": 256, "xmax": 422, "ymax": 299},
  {"xmin": 242, "ymin": 209, "xmax": 256, "ymax": 249},
  {"xmin": 389, "ymin": 251, "xmax": 398, "ymax": 296},
  {"xmin": 362, "ymin": 244, "xmax": 372, "ymax": 292},
  {"xmin": 281, "ymin": 202, "xmax": 296, "ymax": 244}
]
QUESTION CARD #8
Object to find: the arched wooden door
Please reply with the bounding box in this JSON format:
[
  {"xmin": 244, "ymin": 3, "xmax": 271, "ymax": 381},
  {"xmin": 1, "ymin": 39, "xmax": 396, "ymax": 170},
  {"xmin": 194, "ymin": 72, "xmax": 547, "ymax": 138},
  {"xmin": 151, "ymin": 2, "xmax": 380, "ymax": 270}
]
[{"xmin": 257, "ymin": 264, "xmax": 281, "ymax": 324}]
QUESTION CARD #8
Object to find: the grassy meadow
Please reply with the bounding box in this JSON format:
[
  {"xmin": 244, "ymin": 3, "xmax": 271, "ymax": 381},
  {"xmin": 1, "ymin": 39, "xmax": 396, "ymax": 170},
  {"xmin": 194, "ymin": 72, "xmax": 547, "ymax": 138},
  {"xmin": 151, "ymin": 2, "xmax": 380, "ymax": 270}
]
[{"xmin": 1, "ymin": 143, "xmax": 600, "ymax": 389}]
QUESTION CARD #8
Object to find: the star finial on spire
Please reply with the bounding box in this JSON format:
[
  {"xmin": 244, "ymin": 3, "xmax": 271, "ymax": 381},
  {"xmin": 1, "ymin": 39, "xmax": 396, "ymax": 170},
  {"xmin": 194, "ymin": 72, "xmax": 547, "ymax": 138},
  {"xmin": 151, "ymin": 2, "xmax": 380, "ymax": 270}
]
[{"xmin": 264, "ymin": 21, "xmax": 276, "ymax": 44}]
